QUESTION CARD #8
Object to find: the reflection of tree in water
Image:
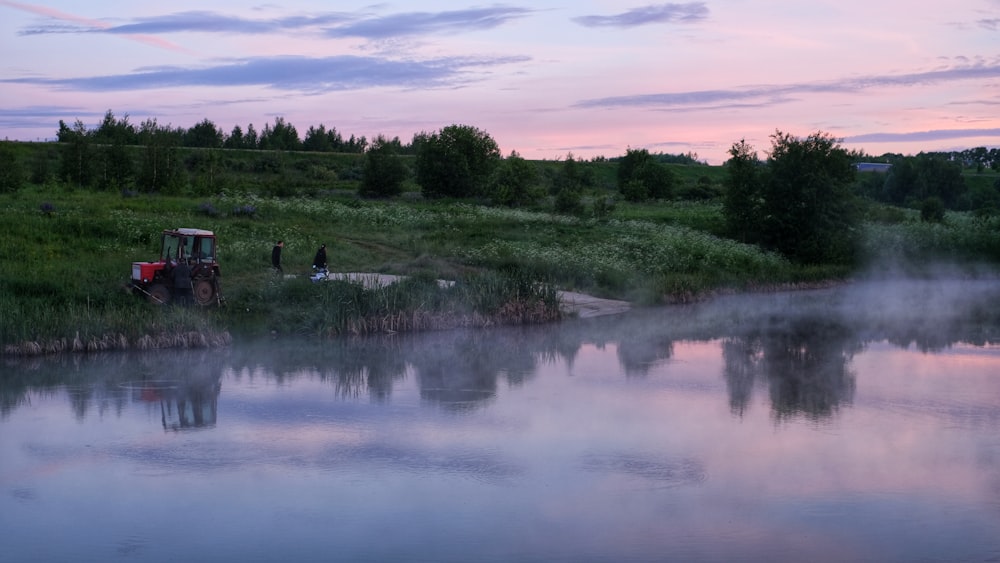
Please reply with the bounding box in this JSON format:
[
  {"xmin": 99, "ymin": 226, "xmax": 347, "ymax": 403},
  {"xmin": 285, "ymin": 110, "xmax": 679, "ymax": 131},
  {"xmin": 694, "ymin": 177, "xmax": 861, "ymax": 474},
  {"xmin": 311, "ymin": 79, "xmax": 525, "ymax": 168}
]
[
  {"xmin": 0, "ymin": 350, "xmax": 226, "ymax": 426},
  {"xmin": 4, "ymin": 279, "xmax": 1000, "ymax": 421},
  {"xmin": 408, "ymin": 328, "xmax": 542, "ymax": 412},
  {"xmin": 721, "ymin": 337, "xmax": 761, "ymax": 417},
  {"xmin": 222, "ymin": 336, "xmax": 408, "ymax": 402},
  {"xmin": 722, "ymin": 319, "xmax": 860, "ymax": 421},
  {"xmin": 616, "ymin": 336, "xmax": 674, "ymax": 378}
]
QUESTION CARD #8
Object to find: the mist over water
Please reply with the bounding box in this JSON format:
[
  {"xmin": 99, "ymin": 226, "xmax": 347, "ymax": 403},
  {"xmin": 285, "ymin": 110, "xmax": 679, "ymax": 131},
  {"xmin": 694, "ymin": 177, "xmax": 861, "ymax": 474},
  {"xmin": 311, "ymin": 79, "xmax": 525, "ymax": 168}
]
[{"xmin": 2, "ymin": 278, "xmax": 999, "ymax": 562}]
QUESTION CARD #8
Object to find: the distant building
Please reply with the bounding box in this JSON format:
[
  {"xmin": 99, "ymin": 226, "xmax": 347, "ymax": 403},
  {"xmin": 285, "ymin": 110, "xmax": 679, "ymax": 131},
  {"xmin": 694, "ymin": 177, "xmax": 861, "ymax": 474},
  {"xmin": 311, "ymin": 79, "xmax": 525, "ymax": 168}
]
[{"xmin": 855, "ymin": 162, "xmax": 892, "ymax": 173}]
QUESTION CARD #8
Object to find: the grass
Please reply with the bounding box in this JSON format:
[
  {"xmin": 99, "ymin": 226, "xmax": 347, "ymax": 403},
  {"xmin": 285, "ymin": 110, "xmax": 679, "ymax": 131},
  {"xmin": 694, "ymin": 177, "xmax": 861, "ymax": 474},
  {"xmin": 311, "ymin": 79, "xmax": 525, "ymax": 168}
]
[
  {"xmin": 4, "ymin": 142, "xmax": 1000, "ymax": 355},
  {"xmin": 0, "ymin": 186, "xmax": 794, "ymax": 352}
]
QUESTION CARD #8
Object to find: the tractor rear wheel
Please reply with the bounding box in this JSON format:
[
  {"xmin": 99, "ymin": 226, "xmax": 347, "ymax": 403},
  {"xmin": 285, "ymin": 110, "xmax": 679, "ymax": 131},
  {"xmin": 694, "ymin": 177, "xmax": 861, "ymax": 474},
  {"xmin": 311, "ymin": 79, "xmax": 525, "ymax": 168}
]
[
  {"xmin": 148, "ymin": 284, "xmax": 171, "ymax": 305},
  {"xmin": 193, "ymin": 279, "xmax": 216, "ymax": 305}
]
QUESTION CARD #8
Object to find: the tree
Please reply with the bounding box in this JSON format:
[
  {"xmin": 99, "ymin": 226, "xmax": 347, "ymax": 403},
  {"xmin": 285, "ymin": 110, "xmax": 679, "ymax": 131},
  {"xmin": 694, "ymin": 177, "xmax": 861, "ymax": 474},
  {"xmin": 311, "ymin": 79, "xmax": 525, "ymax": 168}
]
[
  {"xmin": 616, "ymin": 148, "xmax": 674, "ymax": 201},
  {"xmin": 765, "ymin": 131, "xmax": 859, "ymax": 264},
  {"xmin": 258, "ymin": 117, "xmax": 300, "ymax": 151},
  {"xmin": 303, "ymin": 124, "xmax": 333, "ymax": 152},
  {"xmin": 92, "ymin": 110, "xmax": 138, "ymax": 146},
  {"xmin": 185, "ymin": 118, "xmax": 224, "ymax": 148},
  {"xmin": 920, "ymin": 197, "xmax": 946, "ymax": 223},
  {"xmin": 245, "ymin": 123, "xmax": 259, "ymax": 149},
  {"xmin": 60, "ymin": 119, "xmax": 94, "ymax": 188},
  {"xmin": 616, "ymin": 148, "xmax": 648, "ymax": 189},
  {"xmin": 722, "ymin": 139, "xmax": 762, "ymax": 243},
  {"xmin": 722, "ymin": 131, "xmax": 860, "ymax": 264},
  {"xmin": 882, "ymin": 154, "xmax": 965, "ymax": 208},
  {"xmin": 359, "ymin": 135, "xmax": 408, "ymax": 198},
  {"xmin": 137, "ymin": 118, "xmax": 184, "ymax": 194},
  {"xmin": 415, "ymin": 124, "xmax": 500, "ymax": 198},
  {"xmin": 224, "ymin": 125, "xmax": 245, "ymax": 149},
  {"xmin": 0, "ymin": 143, "xmax": 25, "ymax": 193},
  {"xmin": 488, "ymin": 151, "xmax": 538, "ymax": 207},
  {"xmin": 98, "ymin": 138, "xmax": 134, "ymax": 191}
]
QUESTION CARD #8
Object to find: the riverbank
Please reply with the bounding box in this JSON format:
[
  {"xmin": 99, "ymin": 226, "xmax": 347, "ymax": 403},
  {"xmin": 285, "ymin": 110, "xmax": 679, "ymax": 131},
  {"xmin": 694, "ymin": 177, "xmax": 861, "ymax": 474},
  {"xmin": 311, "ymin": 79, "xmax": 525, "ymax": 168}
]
[
  {"xmin": 319, "ymin": 272, "xmax": 631, "ymax": 318},
  {"xmin": 2, "ymin": 272, "xmax": 631, "ymax": 356}
]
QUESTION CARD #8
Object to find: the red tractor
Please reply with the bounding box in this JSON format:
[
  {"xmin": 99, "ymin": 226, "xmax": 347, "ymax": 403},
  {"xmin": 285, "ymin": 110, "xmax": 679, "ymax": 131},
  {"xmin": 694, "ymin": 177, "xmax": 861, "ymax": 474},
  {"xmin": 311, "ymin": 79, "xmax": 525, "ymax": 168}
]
[{"xmin": 131, "ymin": 228, "xmax": 222, "ymax": 305}]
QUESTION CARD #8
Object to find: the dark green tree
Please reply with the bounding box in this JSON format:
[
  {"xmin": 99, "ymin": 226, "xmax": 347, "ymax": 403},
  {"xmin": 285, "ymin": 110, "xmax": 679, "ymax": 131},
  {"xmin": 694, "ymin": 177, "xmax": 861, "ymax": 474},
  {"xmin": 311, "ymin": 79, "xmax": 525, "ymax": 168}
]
[
  {"xmin": 185, "ymin": 118, "xmax": 224, "ymax": 148},
  {"xmin": 635, "ymin": 159, "xmax": 674, "ymax": 199},
  {"xmin": 59, "ymin": 119, "xmax": 94, "ymax": 188},
  {"xmin": 882, "ymin": 154, "xmax": 965, "ymax": 208},
  {"xmin": 920, "ymin": 197, "xmax": 946, "ymax": 223},
  {"xmin": 303, "ymin": 124, "xmax": 333, "ymax": 152},
  {"xmin": 343, "ymin": 134, "xmax": 368, "ymax": 153},
  {"xmin": 187, "ymin": 148, "xmax": 223, "ymax": 195},
  {"xmin": 616, "ymin": 148, "xmax": 649, "ymax": 189},
  {"xmin": 415, "ymin": 124, "xmax": 500, "ymax": 198},
  {"xmin": 487, "ymin": 151, "xmax": 538, "ymax": 207},
  {"xmin": 723, "ymin": 131, "xmax": 860, "ymax": 264},
  {"xmin": 761, "ymin": 131, "xmax": 859, "ymax": 264},
  {"xmin": 616, "ymin": 148, "xmax": 674, "ymax": 201},
  {"xmin": 224, "ymin": 125, "xmax": 245, "ymax": 149},
  {"xmin": 258, "ymin": 117, "xmax": 301, "ymax": 151},
  {"xmin": 325, "ymin": 127, "xmax": 345, "ymax": 151},
  {"xmin": 245, "ymin": 123, "xmax": 259, "ymax": 149},
  {"xmin": 93, "ymin": 110, "xmax": 138, "ymax": 146},
  {"xmin": 722, "ymin": 139, "xmax": 761, "ymax": 243},
  {"xmin": 137, "ymin": 118, "xmax": 184, "ymax": 194},
  {"xmin": 359, "ymin": 135, "xmax": 408, "ymax": 198},
  {"xmin": 0, "ymin": 143, "xmax": 25, "ymax": 193},
  {"xmin": 98, "ymin": 138, "xmax": 134, "ymax": 191}
]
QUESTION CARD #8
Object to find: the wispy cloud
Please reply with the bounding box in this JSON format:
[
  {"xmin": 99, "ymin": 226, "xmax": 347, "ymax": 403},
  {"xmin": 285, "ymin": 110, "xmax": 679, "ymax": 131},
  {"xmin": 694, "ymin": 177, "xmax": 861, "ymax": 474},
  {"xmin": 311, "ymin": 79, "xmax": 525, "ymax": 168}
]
[
  {"xmin": 0, "ymin": 54, "xmax": 530, "ymax": 92},
  {"xmin": 99, "ymin": 11, "xmax": 353, "ymax": 35},
  {"xmin": 978, "ymin": 18, "xmax": 1000, "ymax": 31},
  {"xmin": 325, "ymin": 6, "xmax": 534, "ymax": 39},
  {"xmin": 573, "ymin": 3, "xmax": 708, "ymax": 28},
  {"xmin": 0, "ymin": 0, "xmax": 190, "ymax": 52},
  {"xmin": 575, "ymin": 61, "xmax": 1000, "ymax": 109},
  {"xmin": 845, "ymin": 128, "xmax": 1000, "ymax": 143},
  {"xmin": 10, "ymin": 5, "xmax": 533, "ymax": 40}
]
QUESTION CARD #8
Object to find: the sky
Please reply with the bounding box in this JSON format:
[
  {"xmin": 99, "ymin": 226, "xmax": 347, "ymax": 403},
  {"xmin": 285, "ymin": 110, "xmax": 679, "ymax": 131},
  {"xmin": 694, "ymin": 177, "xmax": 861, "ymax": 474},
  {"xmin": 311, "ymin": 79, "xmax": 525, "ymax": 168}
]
[{"xmin": 1, "ymin": 1, "xmax": 999, "ymax": 164}]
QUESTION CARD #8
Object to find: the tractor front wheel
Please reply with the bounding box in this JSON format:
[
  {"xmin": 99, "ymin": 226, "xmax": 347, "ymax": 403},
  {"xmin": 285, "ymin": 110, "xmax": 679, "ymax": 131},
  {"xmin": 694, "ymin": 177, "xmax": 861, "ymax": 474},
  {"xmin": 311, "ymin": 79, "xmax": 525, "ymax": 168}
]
[
  {"xmin": 193, "ymin": 279, "xmax": 217, "ymax": 306},
  {"xmin": 148, "ymin": 284, "xmax": 171, "ymax": 305}
]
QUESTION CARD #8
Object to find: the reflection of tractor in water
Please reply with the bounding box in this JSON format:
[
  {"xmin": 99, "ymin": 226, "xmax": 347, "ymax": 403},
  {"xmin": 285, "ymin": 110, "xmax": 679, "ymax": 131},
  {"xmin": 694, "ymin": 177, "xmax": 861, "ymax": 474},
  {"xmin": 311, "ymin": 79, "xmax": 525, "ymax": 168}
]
[{"xmin": 131, "ymin": 228, "xmax": 222, "ymax": 305}]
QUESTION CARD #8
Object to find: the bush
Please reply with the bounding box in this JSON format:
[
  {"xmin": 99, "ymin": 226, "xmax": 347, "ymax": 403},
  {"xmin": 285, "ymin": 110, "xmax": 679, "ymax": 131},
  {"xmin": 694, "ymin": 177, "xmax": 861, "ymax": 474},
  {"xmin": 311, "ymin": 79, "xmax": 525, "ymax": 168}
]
[
  {"xmin": 0, "ymin": 143, "xmax": 25, "ymax": 193},
  {"xmin": 416, "ymin": 124, "xmax": 500, "ymax": 198},
  {"xmin": 359, "ymin": 135, "xmax": 408, "ymax": 198},
  {"xmin": 920, "ymin": 197, "xmax": 945, "ymax": 223}
]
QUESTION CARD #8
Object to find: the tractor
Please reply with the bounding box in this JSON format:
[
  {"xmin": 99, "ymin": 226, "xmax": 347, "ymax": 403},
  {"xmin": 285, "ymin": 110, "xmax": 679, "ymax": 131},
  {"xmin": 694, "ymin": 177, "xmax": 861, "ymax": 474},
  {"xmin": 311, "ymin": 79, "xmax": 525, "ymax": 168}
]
[{"xmin": 131, "ymin": 228, "xmax": 222, "ymax": 305}]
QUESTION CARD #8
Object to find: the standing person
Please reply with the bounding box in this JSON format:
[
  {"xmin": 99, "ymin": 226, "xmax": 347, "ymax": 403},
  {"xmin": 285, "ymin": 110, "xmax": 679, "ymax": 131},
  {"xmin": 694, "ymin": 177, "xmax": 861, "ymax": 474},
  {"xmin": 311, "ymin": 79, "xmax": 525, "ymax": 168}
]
[
  {"xmin": 172, "ymin": 258, "xmax": 193, "ymax": 306},
  {"xmin": 271, "ymin": 240, "xmax": 284, "ymax": 273},
  {"xmin": 312, "ymin": 244, "xmax": 327, "ymax": 271}
]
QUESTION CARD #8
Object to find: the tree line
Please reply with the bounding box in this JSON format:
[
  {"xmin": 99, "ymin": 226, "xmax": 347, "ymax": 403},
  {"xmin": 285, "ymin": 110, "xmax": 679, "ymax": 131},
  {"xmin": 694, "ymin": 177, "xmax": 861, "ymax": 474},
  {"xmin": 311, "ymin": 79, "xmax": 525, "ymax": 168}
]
[
  {"xmin": 4, "ymin": 109, "xmax": 1000, "ymax": 269},
  {"xmin": 57, "ymin": 110, "xmax": 373, "ymax": 153}
]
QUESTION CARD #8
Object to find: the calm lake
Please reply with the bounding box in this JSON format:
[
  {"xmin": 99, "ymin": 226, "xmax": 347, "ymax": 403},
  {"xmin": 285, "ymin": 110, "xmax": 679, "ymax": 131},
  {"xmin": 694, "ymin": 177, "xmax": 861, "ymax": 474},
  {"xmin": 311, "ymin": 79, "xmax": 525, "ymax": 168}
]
[{"xmin": 2, "ymin": 279, "xmax": 1000, "ymax": 562}]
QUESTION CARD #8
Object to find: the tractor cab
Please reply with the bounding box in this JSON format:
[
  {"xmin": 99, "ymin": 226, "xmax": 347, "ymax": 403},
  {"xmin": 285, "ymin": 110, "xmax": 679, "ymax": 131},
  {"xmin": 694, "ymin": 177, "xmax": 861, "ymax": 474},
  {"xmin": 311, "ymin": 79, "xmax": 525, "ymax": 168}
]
[
  {"xmin": 161, "ymin": 228, "xmax": 217, "ymax": 265},
  {"xmin": 131, "ymin": 228, "xmax": 222, "ymax": 305}
]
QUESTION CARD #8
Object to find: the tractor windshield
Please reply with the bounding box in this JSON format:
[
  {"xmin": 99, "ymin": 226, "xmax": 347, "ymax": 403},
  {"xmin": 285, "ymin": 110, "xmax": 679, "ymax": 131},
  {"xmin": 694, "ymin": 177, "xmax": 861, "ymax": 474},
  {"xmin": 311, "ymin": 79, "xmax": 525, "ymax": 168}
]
[
  {"xmin": 191, "ymin": 237, "xmax": 216, "ymax": 263},
  {"xmin": 161, "ymin": 234, "xmax": 183, "ymax": 263}
]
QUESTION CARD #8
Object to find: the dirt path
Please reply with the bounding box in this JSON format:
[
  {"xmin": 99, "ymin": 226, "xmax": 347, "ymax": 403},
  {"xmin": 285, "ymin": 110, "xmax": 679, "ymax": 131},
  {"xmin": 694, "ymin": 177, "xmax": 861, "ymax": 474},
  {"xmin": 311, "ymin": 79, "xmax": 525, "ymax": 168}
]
[{"xmin": 314, "ymin": 272, "xmax": 631, "ymax": 318}]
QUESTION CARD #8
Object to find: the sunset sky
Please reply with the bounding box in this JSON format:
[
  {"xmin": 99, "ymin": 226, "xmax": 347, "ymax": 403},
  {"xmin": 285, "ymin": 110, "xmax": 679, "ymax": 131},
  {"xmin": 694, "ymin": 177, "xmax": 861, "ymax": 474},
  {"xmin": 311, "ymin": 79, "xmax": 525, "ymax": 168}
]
[{"xmin": 1, "ymin": 0, "xmax": 999, "ymax": 164}]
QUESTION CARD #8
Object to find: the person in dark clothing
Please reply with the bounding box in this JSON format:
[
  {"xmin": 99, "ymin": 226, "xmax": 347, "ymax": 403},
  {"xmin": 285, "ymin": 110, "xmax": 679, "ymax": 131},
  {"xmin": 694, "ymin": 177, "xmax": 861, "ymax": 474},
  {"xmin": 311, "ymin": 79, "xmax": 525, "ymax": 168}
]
[
  {"xmin": 272, "ymin": 240, "xmax": 284, "ymax": 273},
  {"xmin": 313, "ymin": 244, "xmax": 327, "ymax": 270},
  {"xmin": 172, "ymin": 258, "xmax": 193, "ymax": 306}
]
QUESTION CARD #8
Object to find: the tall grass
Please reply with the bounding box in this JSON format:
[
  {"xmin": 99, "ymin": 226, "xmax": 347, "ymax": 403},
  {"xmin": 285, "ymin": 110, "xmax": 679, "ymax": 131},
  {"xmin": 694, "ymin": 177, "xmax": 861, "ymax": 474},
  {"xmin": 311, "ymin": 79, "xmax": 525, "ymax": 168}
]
[
  {"xmin": 217, "ymin": 269, "xmax": 559, "ymax": 338},
  {"xmin": 6, "ymin": 185, "xmax": 999, "ymax": 354}
]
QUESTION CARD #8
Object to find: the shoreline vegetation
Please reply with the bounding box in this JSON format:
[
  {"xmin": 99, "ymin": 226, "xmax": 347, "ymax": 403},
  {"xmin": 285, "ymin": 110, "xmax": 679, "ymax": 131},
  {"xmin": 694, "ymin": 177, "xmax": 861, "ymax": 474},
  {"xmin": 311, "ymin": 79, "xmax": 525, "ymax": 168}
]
[{"xmin": 3, "ymin": 136, "xmax": 1000, "ymax": 357}]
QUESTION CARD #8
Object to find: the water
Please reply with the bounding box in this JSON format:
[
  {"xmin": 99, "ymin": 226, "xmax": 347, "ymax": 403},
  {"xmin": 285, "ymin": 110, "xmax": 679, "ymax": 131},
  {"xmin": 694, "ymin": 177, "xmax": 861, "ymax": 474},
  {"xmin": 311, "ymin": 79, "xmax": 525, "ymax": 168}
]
[{"xmin": 2, "ymin": 280, "xmax": 1000, "ymax": 562}]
